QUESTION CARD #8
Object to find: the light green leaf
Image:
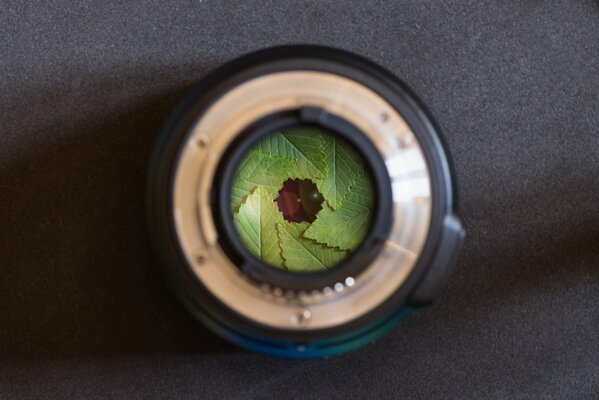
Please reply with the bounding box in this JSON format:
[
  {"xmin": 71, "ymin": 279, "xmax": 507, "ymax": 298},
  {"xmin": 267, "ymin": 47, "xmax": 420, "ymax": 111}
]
[
  {"xmin": 256, "ymin": 129, "xmax": 326, "ymax": 179},
  {"xmin": 315, "ymin": 134, "xmax": 362, "ymax": 210},
  {"xmin": 276, "ymin": 222, "xmax": 347, "ymax": 272},
  {"xmin": 233, "ymin": 187, "xmax": 285, "ymax": 268},
  {"xmin": 231, "ymin": 150, "xmax": 293, "ymax": 212},
  {"xmin": 304, "ymin": 170, "xmax": 374, "ymax": 251}
]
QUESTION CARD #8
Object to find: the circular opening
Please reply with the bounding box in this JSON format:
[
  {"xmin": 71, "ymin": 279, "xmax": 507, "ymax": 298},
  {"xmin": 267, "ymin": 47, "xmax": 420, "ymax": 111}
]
[
  {"xmin": 230, "ymin": 124, "xmax": 377, "ymax": 273},
  {"xmin": 275, "ymin": 178, "xmax": 324, "ymax": 223}
]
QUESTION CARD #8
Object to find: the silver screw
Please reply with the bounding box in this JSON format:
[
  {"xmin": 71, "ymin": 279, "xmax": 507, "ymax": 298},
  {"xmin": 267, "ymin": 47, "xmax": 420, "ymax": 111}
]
[
  {"xmin": 196, "ymin": 135, "xmax": 210, "ymax": 148},
  {"xmin": 291, "ymin": 310, "xmax": 312, "ymax": 325},
  {"xmin": 398, "ymin": 135, "xmax": 414, "ymax": 149}
]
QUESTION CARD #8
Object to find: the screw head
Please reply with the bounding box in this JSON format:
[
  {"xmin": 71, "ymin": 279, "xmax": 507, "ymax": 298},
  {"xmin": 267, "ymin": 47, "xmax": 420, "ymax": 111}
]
[
  {"xmin": 397, "ymin": 135, "xmax": 414, "ymax": 149},
  {"xmin": 196, "ymin": 135, "xmax": 210, "ymax": 148},
  {"xmin": 291, "ymin": 309, "xmax": 312, "ymax": 325}
]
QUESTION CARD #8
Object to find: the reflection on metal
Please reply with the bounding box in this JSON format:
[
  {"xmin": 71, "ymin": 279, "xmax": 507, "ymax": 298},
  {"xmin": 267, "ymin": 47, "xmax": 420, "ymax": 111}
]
[{"xmin": 172, "ymin": 71, "xmax": 432, "ymax": 330}]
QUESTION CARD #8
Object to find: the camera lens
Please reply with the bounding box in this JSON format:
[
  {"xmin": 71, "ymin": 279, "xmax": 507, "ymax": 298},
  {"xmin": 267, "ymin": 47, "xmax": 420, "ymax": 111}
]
[
  {"xmin": 147, "ymin": 45, "xmax": 464, "ymax": 358},
  {"xmin": 230, "ymin": 124, "xmax": 376, "ymax": 272}
]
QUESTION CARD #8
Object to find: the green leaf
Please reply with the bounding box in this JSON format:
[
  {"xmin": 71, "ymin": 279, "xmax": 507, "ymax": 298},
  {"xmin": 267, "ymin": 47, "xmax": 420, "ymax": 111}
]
[
  {"xmin": 231, "ymin": 150, "xmax": 293, "ymax": 212},
  {"xmin": 315, "ymin": 134, "xmax": 362, "ymax": 210},
  {"xmin": 233, "ymin": 187, "xmax": 285, "ymax": 268},
  {"xmin": 276, "ymin": 222, "xmax": 347, "ymax": 272},
  {"xmin": 304, "ymin": 170, "xmax": 374, "ymax": 251},
  {"xmin": 256, "ymin": 129, "xmax": 326, "ymax": 179}
]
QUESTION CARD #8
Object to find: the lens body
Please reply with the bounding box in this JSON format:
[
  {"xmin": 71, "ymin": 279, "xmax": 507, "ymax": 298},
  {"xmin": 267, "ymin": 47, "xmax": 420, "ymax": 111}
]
[{"xmin": 147, "ymin": 46, "xmax": 464, "ymax": 357}]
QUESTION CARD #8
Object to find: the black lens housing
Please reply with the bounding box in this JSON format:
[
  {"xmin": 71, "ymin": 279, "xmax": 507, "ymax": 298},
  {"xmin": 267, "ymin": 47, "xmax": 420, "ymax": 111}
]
[{"xmin": 146, "ymin": 45, "xmax": 464, "ymax": 357}]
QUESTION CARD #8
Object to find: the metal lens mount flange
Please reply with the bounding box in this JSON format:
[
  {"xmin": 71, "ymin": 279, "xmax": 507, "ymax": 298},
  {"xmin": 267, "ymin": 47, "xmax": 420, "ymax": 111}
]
[{"xmin": 146, "ymin": 45, "xmax": 464, "ymax": 358}]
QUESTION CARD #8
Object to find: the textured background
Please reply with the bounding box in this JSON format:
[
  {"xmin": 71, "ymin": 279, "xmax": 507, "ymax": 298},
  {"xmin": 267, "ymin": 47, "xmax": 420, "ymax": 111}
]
[{"xmin": 1, "ymin": 1, "xmax": 598, "ymax": 399}]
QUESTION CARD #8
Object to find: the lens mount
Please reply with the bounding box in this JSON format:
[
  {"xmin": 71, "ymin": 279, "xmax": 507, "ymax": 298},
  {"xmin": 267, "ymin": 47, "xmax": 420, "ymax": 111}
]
[
  {"xmin": 213, "ymin": 106, "xmax": 392, "ymax": 290},
  {"xmin": 146, "ymin": 45, "xmax": 463, "ymax": 357}
]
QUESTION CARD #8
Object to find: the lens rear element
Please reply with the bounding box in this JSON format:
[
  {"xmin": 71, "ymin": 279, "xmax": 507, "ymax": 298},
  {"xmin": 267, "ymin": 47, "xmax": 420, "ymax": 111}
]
[{"xmin": 231, "ymin": 125, "xmax": 376, "ymax": 272}]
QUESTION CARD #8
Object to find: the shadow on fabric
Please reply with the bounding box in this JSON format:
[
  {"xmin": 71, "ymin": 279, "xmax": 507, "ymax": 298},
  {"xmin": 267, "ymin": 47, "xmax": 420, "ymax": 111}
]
[{"xmin": 0, "ymin": 67, "xmax": 238, "ymax": 361}]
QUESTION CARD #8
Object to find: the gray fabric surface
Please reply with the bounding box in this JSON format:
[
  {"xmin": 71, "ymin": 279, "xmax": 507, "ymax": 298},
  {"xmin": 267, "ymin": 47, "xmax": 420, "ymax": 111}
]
[{"xmin": 1, "ymin": 1, "xmax": 598, "ymax": 398}]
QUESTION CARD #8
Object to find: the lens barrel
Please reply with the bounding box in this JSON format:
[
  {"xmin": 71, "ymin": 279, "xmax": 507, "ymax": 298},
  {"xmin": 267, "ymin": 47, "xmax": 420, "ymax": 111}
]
[{"xmin": 146, "ymin": 45, "xmax": 464, "ymax": 358}]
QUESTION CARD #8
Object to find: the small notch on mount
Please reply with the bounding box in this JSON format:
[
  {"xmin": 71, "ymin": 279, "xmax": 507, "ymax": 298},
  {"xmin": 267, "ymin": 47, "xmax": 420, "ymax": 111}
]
[{"xmin": 299, "ymin": 106, "xmax": 330, "ymax": 125}]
